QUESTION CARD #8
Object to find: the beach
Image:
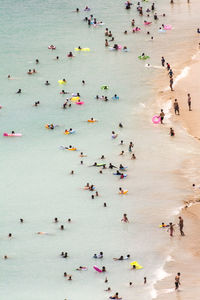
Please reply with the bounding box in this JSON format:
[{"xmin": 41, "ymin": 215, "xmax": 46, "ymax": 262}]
[{"xmin": 1, "ymin": 0, "xmax": 200, "ymax": 299}]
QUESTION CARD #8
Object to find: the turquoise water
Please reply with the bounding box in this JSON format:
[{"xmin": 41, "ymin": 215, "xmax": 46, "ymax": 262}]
[{"xmin": 0, "ymin": 1, "xmax": 200, "ymax": 299}]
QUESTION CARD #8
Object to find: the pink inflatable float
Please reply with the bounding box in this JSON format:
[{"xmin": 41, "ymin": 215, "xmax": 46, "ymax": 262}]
[
  {"xmin": 152, "ymin": 116, "xmax": 161, "ymax": 124},
  {"xmin": 93, "ymin": 265, "xmax": 102, "ymax": 273},
  {"xmin": 3, "ymin": 133, "xmax": 22, "ymax": 137}
]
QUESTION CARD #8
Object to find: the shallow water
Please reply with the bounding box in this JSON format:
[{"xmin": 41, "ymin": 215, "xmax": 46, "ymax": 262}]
[{"xmin": 0, "ymin": 0, "xmax": 200, "ymax": 299}]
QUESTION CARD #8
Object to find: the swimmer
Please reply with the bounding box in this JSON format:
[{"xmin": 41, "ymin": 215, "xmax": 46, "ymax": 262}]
[
  {"xmin": 98, "ymin": 251, "xmax": 103, "ymax": 258},
  {"xmin": 68, "ymin": 51, "xmax": 73, "ymax": 57},
  {"xmin": 8, "ymin": 74, "xmax": 11, "ymax": 79},
  {"xmin": 95, "ymin": 191, "xmax": 99, "ymax": 197},
  {"xmin": 32, "ymin": 69, "xmax": 36, "ymax": 73},
  {"xmin": 101, "ymin": 155, "xmax": 105, "ymax": 159},
  {"xmin": 56, "ymin": 56, "xmax": 59, "ymax": 60},
  {"xmin": 68, "ymin": 218, "xmax": 71, "ymax": 222},
  {"xmin": 105, "ymin": 277, "xmax": 108, "ymax": 283},
  {"xmin": 4, "ymin": 255, "xmax": 8, "ymax": 259},
  {"xmin": 113, "ymin": 256, "xmax": 124, "ymax": 261},
  {"xmin": 120, "ymin": 140, "xmax": 124, "ymax": 145},
  {"xmin": 36, "ymin": 59, "xmax": 39, "ymax": 64},
  {"xmin": 144, "ymin": 277, "xmax": 147, "ymax": 284},
  {"xmin": 76, "ymin": 266, "xmax": 87, "ymax": 271},
  {"xmin": 60, "ymin": 225, "xmax": 64, "ymax": 230},
  {"xmin": 105, "ymin": 287, "xmax": 111, "ymax": 292},
  {"xmin": 121, "ymin": 213, "xmax": 129, "ymax": 223},
  {"xmin": 105, "ymin": 39, "xmax": 109, "ymax": 47},
  {"xmin": 131, "ymin": 153, "xmax": 136, "ymax": 159},
  {"xmin": 104, "ymin": 202, "xmax": 107, "ymax": 207},
  {"xmin": 82, "ymin": 80, "xmax": 85, "ymax": 85},
  {"xmin": 129, "ymin": 282, "xmax": 133, "ymax": 286},
  {"xmin": 119, "ymin": 123, "xmax": 123, "ymax": 128},
  {"xmin": 80, "ymin": 152, "xmax": 87, "ymax": 157},
  {"xmin": 16, "ymin": 89, "xmax": 21, "ymax": 94},
  {"xmin": 102, "ymin": 266, "xmax": 106, "ymax": 272},
  {"xmin": 120, "ymin": 151, "xmax": 124, "ymax": 156},
  {"xmin": 124, "ymin": 30, "xmax": 128, "ymax": 34},
  {"xmin": 109, "ymin": 163, "xmax": 117, "ymax": 169},
  {"xmin": 64, "ymin": 272, "xmax": 67, "ymax": 277},
  {"xmin": 91, "ymin": 195, "xmax": 94, "ymax": 199},
  {"xmin": 45, "ymin": 80, "xmax": 50, "ymax": 85},
  {"xmin": 68, "ymin": 275, "xmax": 72, "ymax": 280},
  {"xmin": 27, "ymin": 69, "xmax": 32, "ymax": 75},
  {"xmin": 8, "ymin": 233, "xmax": 12, "ymax": 238},
  {"xmin": 93, "ymin": 254, "xmax": 97, "ymax": 258},
  {"xmin": 20, "ymin": 218, "xmax": 24, "ymax": 223},
  {"xmin": 110, "ymin": 292, "xmax": 120, "ymax": 299},
  {"xmin": 70, "ymin": 170, "xmax": 74, "ymax": 175},
  {"xmin": 76, "ymin": 8, "xmax": 79, "ymax": 12},
  {"xmin": 170, "ymin": 128, "xmax": 175, "ymax": 136},
  {"xmin": 64, "ymin": 252, "xmax": 68, "ymax": 258}
]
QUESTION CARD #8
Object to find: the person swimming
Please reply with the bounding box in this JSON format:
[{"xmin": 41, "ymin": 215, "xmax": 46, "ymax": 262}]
[{"xmin": 45, "ymin": 80, "xmax": 50, "ymax": 85}]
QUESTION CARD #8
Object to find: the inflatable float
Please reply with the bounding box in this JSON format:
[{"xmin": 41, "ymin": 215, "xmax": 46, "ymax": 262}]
[
  {"xmin": 159, "ymin": 224, "xmax": 169, "ymax": 228},
  {"xmin": 48, "ymin": 45, "xmax": 56, "ymax": 50},
  {"xmin": 109, "ymin": 297, "xmax": 122, "ymax": 300},
  {"xmin": 138, "ymin": 55, "xmax": 150, "ymax": 60},
  {"xmin": 88, "ymin": 119, "xmax": 97, "ymax": 122},
  {"xmin": 101, "ymin": 85, "xmax": 109, "ymax": 90},
  {"xmin": 119, "ymin": 190, "xmax": 128, "ymax": 194},
  {"xmin": 144, "ymin": 21, "xmax": 152, "ymax": 25},
  {"xmin": 64, "ymin": 130, "xmax": 75, "ymax": 135},
  {"xmin": 164, "ymin": 25, "xmax": 172, "ymax": 30},
  {"xmin": 3, "ymin": 133, "xmax": 22, "ymax": 137},
  {"xmin": 58, "ymin": 80, "xmax": 67, "ymax": 85},
  {"xmin": 67, "ymin": 147, "xmax": 77, "ymax": 151},
  {"xmin": 112, "ymin": 96, "xmax": 119, "ymax": 100},
  {"xmin": 133, "ymin": 27, "xmax": 141, "ymax": 32},
  {"xmin": 93, "ymin": 265, "xmax": 102, "ymax": 273},
  {"xmin": 159, "ymin": 29, "xmax": 166, "ymax": 33},
  {"xmin": 75, "ymin": 48, "xmax": 90, "ymax": 51},
  {"xmin": 71, "ymin": 97, "xmax": 80, "ymax": 101},
  {"xmin": 120, "ymin": 174, "xmax": 127, "ymax": 179},
  {"xmin": 130, "ymin": 261, "xmax": 143, "ymax": 269},
  {"xmin": 112, "ymin": 134, "xmax": 118, "ymax": 139},
  {"xmin": 76, "ymin": 101, "xmax": 84, "ymax": 105},
  {"xmin": 152, "ymin": 115, "xmax": 161, "ymax": 124}
]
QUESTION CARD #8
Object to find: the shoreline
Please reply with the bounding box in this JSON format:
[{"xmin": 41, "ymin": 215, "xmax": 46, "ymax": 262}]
[{"xmin": 152, "ymin": 38, "xmax": 200, "ymax": 299}]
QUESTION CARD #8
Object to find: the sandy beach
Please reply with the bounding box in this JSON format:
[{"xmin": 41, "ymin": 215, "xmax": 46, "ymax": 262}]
[{"xmin": 154, "ymin": 24, "xmax": 200, "ymax": 300}]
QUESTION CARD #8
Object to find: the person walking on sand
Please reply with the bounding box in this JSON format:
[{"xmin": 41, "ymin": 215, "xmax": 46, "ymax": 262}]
[
  {"xmin": 161, "ymin": 56, "xmax": 165, "ymax": 67},
  {"xmin": 175, "ymin": 272, "xmax": 181, "ymax": 290},
  {"xmin": 169, "ymin": 77, "xmax": 174, "ymax": 91},
  {"xmin": 173, "ymin": 99, "xmax": 180, "ymax": 115},
  {"xmin": 167, "ymin": 222, "xmax": 175, "ymax": 236},
  {"xmin": 178, "ymin": 216, "xmax": 185, "ymax": 236},
  {"xmin": 160, "ymin": 109, "xmax": 165, "ymax": 124},
  {"xmin": 187, "ymin": 93, "xmax": 192, "ymax": 111}
]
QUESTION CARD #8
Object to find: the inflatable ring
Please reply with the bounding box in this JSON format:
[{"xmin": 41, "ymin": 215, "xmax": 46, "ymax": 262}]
[
  {"xmin": 76, "ymin": 101, "xmax": 84, "ymax": 105},
  {"xmin": 88, "ymin": 119, "xmax": 96, "ymax": 122},
  {"xmin": 48, "ymin": 46, "xmax": 56, "ymax": 50},
  {"xmin": 152, "ymin": 116, "xmax": 161, "ymax": 124},
  {"xmin": 119, "ymin": 190, "xmax": 128, "ymax": 194}
]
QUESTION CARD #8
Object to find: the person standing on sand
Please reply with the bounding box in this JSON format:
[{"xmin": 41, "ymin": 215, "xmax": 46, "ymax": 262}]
[
  {"xmin": 160, "ymin": 109, "xmax": 165, "ymax": 124},
  {"xmin": 175, "ymin": 273, "xmax": 181, "ymax": 290},
  {"xmin": 173, "ymin": 99, "xmax": 180, "ymax": 115},
  {"xmin": 178, "ymin": 216, "xmax": 185, "ymax": 236},
  {"xmin": 187, "ymin": 93, "xmax": 192, "ymax": 111},
  {"xmin": 167, "ymin": 222, "xmax": 175, "ymax": 236}
]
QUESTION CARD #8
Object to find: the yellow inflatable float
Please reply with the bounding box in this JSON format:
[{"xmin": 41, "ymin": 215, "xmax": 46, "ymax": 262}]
[
  {"xmin": 75, "ymin": 48, "xmax": 90, "ymax": 51},
  {"xmin": 58, "ymin": 79, "xmax": 67, "ymax": 85},
  {"xmin": 130, "ymin": 261, "xmax": 143, "ymax": 269},
  {"xmin": 71, "ymin": 97, "xmax": 80, "ymax": 101}
]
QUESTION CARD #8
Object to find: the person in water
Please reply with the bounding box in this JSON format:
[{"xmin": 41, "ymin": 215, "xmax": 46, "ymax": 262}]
[
  {"xmin": 45, "ymin": 80, "xmax": 50, "ymax": 85},
  {"xmin": 173, "ymin": 99, "xmax": 180, "ymax": 115},
  {"xmin": 121, "ymin": 213, "xmax": 129, "ymax": 223},
  {"xmin": 16, "ymin": 89, "xmax": 21, "ymax": 94},
  {"xmin": 167, "ymin": 222, "xmax": 175, "ymax": 237}
]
